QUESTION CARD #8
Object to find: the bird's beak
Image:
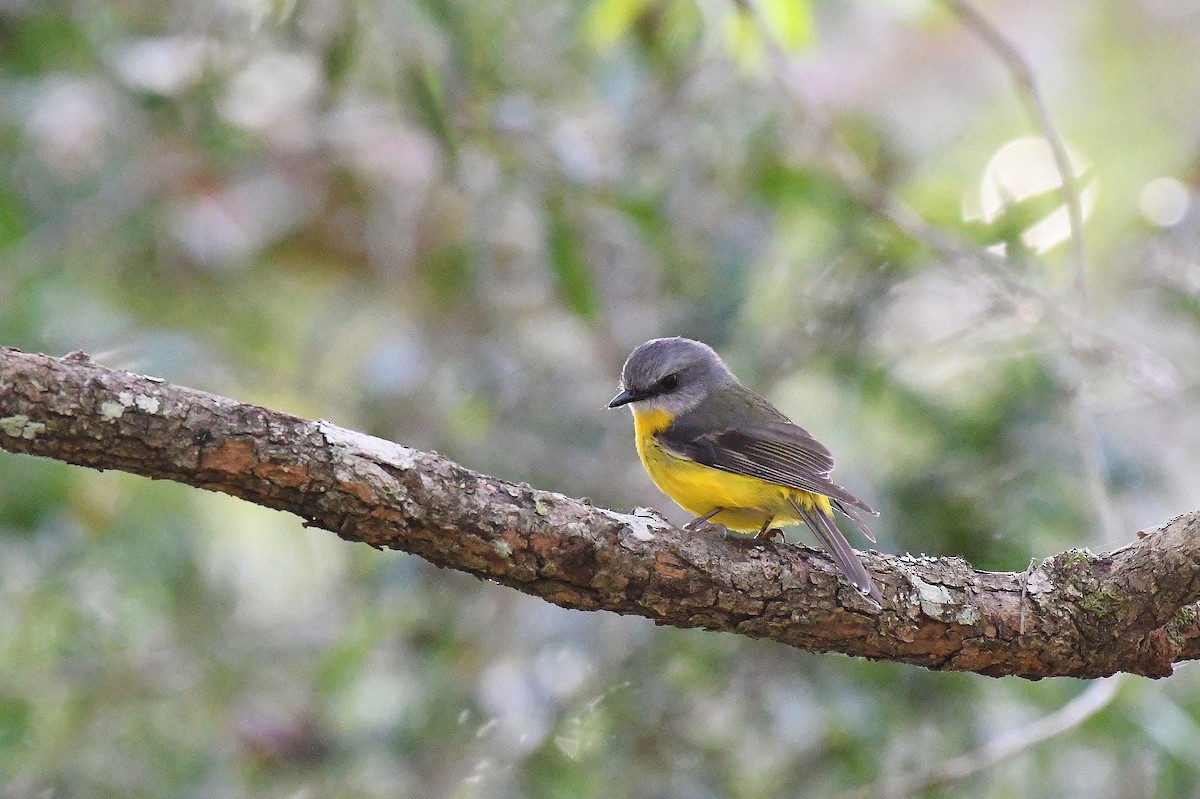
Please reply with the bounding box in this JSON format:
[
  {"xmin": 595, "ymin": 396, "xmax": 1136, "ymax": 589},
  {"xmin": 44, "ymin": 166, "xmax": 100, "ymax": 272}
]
[{"xmin": 607, "ymin": 388, "xmax": 638, "ymax": 408}]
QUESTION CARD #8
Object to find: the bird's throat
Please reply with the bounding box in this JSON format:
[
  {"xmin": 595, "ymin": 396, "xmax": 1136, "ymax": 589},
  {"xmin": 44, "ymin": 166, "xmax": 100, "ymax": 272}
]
[{"xmin": 630, "ymin": 405, "xmax": 674, "ymax": 438}]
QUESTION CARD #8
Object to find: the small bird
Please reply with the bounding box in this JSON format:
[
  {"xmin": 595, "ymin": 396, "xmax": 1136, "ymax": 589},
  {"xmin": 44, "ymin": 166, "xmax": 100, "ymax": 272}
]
[{"xmin": 608, "ymin": 337, "xmax": 882, "ymax": 605}]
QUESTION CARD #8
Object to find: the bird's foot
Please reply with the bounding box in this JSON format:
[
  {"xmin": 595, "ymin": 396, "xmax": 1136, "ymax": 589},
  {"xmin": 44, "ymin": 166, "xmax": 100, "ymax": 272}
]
[
  {"xmin": 752, "ymin": 527, "xmax": 786, "ymax": 543},
  {"xmin": 684, "ymin": 508, "xmax": 724, "ymax": 532},
  {"xmin": 684, "ymin": 519, "xmax": 730, "ymax": 537}
]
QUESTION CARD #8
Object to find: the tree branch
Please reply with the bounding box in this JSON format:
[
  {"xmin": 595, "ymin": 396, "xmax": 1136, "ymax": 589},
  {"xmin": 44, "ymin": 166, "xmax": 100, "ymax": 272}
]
[{"xmin": 1, "ymin": 347, "xmax": 1197, "ymax": 678}]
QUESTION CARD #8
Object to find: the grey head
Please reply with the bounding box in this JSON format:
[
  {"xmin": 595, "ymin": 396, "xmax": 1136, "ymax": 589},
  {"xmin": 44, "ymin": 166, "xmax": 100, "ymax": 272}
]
[{"xmin": 608, "ymin": 337, "xmax": 736, "ymax": 416}]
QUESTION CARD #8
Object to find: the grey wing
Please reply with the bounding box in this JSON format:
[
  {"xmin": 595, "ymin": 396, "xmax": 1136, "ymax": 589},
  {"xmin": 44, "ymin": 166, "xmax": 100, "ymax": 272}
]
[{"xmin": 658, "ymin": 414, "xmax": 878, "ymax": 529}]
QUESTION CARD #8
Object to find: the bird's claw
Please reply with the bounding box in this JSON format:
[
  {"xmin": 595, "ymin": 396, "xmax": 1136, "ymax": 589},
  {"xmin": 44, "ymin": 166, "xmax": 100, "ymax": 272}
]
[
  {"xmin": 753, "ymin": 527, "xmax": 786, "ymax": 543},
  {"xmin": 684, "ymin": 519, "xmax": 729, "ymax": 536}
]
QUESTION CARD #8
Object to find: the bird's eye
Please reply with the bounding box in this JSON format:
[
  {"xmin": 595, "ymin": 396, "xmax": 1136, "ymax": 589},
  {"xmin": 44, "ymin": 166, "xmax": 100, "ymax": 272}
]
[{"xmin": 659, "ymin": 373, "xmax": 679, "ymax": 391}]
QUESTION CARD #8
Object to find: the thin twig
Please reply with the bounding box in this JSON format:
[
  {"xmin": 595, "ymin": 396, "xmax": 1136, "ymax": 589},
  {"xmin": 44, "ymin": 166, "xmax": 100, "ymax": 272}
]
[
  {"xmin": 842, "ymin": 676, "xmax": 1122, "ymax": 799},
  {"xmin": 939, "ymin": 0, "xmax": 1089, "ymax": 302},
  {"xmin": 735, "ymin": 0, "xmax": 1057, "ymax": 308},
  {"xmin": 937, "ymin": 1, "xmax": 1123, "ymax": 546}
]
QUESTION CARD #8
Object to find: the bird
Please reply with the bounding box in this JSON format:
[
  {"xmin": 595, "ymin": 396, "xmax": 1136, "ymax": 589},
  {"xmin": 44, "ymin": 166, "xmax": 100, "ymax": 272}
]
[{"xmin": 608, "ymin": 336, "xmax": 882, "ymax": 605}]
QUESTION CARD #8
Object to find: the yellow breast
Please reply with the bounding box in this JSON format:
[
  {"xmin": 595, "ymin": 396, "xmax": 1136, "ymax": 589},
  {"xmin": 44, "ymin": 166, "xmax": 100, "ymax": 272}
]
[{"xmin": 629, "ymin": 406, "xmax": 826, "ymax": 532}]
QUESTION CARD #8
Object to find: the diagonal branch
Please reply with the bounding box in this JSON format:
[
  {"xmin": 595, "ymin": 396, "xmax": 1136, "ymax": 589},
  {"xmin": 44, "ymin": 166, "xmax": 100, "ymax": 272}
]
[
  {"xmin": 844, "ymin": 675, "xmax": 1123, "ymax": 798},
  {"xmin": 1, "ymin": 346, "xmax": 1198, "ymax": 679}
]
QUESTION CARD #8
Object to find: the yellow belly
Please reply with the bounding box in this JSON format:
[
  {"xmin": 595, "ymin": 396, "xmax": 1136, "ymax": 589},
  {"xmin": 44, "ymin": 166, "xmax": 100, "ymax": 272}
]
[{"xmin": 631, "ymin": 407, "xmax": 830, "ymax": 533}]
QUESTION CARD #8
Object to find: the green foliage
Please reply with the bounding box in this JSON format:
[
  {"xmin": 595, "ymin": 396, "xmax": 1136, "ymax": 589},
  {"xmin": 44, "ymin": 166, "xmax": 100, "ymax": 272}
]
[
  {"xmin": 723, "ymin": 0, "xmax": 815, "ymax": 72},
  {"xmin": 585, "ymin": 0, "xmax": 703, "ymax": 72},
  {"xmin": 4, "ymin": 5, "xmax": 96, "ymax": 75},
  {"xmin": 407, "ymin": 62, "xmax": 458, "ymax": 157},
  {"xmin": 585, "ymin": 0, "xmax": 654, "ymax": 47},
  {"xmin": 546, "ymin": 195, "xmax": 597, "ymax": 319}
]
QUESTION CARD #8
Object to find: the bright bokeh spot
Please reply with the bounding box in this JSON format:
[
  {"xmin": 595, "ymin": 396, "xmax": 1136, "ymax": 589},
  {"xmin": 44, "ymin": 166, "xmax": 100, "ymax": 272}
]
[
  {"xmin": 971, "ymin": 136, "xmax": 1098, "ymax": 254},
  {"xmin": 1139, "ymin": 177, "xmax": 1191, "ymax": 228}
]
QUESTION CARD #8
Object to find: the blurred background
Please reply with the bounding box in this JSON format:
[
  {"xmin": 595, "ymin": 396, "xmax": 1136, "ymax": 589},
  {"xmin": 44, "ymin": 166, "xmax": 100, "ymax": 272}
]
[{"xmin": 3, "ymin": 0, "xmax": 1200, "ymax": 795}]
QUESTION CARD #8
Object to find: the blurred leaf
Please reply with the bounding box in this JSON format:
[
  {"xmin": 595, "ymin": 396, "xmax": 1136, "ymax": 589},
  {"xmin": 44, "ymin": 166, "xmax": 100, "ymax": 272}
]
[
  {"xmin": 0, "ymin": 696, "xmax": 32, "ymax": 751},
  {"xmin": 407, "ymin": 62, "xmax": 457, "ymax": 157},
  {"xmin": 425, "ymin": 238, "xmax": 472, "ymax": 306},
  {"xmin": 0, "ymin": 455, "xmax": 72, "ymax": 532},
  {"xmin": 614, "ymin": 193, "xmax": 679, "ymax": 271},
  {"xmin": 546, "ymin": 196, "xmax": 597, "ymax": 320},
  {"xmin": 414, "ymin": 0, "xmax": 501, "ymax": 93},
  {"xmin": 717, "ymin": 0, "xmax": 814, "ymax": 69},
  {"xmin": 722, "ymin": 6, "xmax": 764, "ymax": 72},
  {"xmin": 835, "ymin": 113, "xmax": 901, "ymax": 188},
  {"xmin": 961, "ymin": 178, "xmax": 1088, "ymax": 251},
  {"xmin": 0, "ymin": 178, "xmax": 28, "ymax": 249},
  {"xmin": 584, "ymin": 0, "xmax": 652, "ymax": 48},
  {"xmin": 759, "ymin": 0, "xmax": 814, "ymax": 53},
  {"xmin": 3, "ymin": 7, "xmax": 95, "ymax": 74},
  {"xmin": 322, "ymin": 11, "xmax": 360, "ymax": 88},
  {"xmin": 447, "ymin": 393, "xmax": 494, "ymax": 444},
  {"xmin": 751, "ymin": 159, "xmax": 860, "ymax": 224},
  {"xmin": 585, "ymin": 0, "xmax": 703, "ymax": 73},
  {"xmin": 419, "ymin": 185, "xmax": 473, "ymax": 306},
  {"xmin": 640, "ymin": 0, "xmax": 704, "ymax": 72}
]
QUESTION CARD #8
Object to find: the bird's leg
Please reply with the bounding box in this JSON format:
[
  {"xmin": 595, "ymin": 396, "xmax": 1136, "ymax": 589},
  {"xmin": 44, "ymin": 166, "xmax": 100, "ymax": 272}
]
[
  {"xmin": 684, "ymin": 507, "xmax": 724, "ymax": 531},
  {"xmin": 753, "ymin": 516, "xmax": 785, "ymax": 542},
  {"xmin": 684, "ymin": 507, "xmax": 724, "ymax": 532}
]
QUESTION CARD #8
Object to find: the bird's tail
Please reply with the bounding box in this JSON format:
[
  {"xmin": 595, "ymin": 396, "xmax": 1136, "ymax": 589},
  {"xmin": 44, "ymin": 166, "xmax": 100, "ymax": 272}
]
[
  {"xmin": 789, "ymin": 496, "xmax": 882, "ymax": 606},
  {"xmin": 832, "ymin": 498, "xmax": 876, "ymax": 543}
]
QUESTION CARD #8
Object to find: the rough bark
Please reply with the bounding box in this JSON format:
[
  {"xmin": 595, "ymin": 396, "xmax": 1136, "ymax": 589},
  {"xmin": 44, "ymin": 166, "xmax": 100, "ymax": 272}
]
[{"xmin": 1, "ymin": 346, "xmax": 1197, "ymax": 679}]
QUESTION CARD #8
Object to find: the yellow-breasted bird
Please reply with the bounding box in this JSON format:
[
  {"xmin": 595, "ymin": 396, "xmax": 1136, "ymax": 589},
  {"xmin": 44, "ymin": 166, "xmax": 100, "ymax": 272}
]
[{"xmin": 608, "ymin": 337, "xmax": 882, "ymax": 605}]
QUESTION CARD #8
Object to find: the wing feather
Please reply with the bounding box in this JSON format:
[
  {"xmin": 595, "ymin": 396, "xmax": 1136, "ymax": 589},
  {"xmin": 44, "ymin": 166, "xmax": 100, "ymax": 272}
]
[{"xmin": 656, "ymin": 393, "xmax": 876, "ymax": 516}]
